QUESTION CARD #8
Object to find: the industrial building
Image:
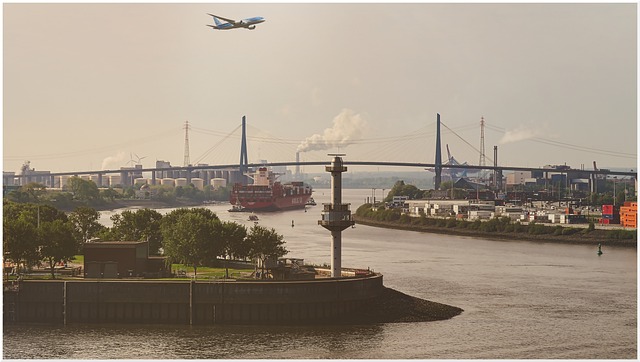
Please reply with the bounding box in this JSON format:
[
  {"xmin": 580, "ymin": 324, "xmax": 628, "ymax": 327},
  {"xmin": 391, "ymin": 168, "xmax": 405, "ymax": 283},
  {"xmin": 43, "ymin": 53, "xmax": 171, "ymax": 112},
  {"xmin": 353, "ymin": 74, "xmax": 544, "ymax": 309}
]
[{"xmin": 83, "ymin": 241, "xmax": 168, "ymax": 278}]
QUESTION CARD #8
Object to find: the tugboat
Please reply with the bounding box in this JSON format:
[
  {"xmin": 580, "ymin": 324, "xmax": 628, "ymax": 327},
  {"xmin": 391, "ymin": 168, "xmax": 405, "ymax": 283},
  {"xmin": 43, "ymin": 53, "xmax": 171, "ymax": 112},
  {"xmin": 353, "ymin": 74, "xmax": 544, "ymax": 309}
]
[
  {"xmin": 305, "ymin": 197, "xmax": 317, "ymax": 206},
  {"xmin": 228, "ymin": 205, "xmax": 246, "ymax": 212}
]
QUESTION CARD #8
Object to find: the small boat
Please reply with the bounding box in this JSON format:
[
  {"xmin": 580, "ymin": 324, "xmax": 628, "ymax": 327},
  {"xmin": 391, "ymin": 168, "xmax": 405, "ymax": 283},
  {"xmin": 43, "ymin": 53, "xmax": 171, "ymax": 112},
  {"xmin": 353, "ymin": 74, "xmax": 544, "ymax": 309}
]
[
  {"xmin": 305, "ymin": 197, "xmax": 317, "ymax": 206},
  {"xmin": 248, "ymin": 214, "xmax": 259, "ymax": 222},
  {"xmin": 228, "ymin": 205, "xmax": 246, "ymax": 212}
]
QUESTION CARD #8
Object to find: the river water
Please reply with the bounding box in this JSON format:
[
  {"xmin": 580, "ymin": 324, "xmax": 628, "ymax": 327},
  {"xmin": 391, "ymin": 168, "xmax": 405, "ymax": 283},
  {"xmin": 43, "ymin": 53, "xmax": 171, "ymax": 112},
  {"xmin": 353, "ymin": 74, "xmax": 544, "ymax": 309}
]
[{"xmin": 3, "ymin": 189, "xmax": 637, "ymax": 359}]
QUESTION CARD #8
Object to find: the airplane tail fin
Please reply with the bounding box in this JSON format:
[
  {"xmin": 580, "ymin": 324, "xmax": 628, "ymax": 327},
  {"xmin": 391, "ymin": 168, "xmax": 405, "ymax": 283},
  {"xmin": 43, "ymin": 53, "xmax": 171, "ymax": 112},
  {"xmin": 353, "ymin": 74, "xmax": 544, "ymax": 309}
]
[{"xmin": 211, "ymin": 15, "xmax": 223, "ymax": 26}]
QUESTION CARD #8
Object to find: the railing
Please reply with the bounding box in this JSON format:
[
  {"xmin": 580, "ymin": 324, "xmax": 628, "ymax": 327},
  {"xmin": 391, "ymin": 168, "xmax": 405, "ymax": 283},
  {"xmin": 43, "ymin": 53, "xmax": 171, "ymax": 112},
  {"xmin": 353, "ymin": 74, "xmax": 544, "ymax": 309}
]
[{"xmin": 322, "ymin": 203, "xmax": 351, "ymax": 212}]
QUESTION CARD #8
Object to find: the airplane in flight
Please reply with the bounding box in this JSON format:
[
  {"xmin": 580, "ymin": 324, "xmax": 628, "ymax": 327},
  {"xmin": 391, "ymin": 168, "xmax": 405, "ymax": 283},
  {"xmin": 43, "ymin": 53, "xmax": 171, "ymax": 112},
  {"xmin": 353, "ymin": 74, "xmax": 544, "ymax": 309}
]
[{"xmin": 207, "ymin": 14, "xmax": 265, "ymax": 30}]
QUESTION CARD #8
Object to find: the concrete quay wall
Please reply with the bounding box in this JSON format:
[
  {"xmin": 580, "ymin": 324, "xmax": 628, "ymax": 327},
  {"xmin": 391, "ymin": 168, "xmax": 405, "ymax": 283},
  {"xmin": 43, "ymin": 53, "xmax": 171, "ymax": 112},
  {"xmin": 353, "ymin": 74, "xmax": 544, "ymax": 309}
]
[{"xmin": 5, "ymin": 275, "xmax": 383, "ymax": 325}]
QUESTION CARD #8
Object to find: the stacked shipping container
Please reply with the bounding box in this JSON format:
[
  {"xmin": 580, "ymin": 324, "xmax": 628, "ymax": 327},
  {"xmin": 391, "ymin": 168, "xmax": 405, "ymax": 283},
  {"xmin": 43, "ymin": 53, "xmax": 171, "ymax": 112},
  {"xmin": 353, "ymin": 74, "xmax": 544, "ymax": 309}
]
[
  {"xmin": 620, "ymin": 201, "xmax": 637, "ymax": 228},
  {"xmin": 599, "ymin": 204, "xmax": 620, "ymax": 225}
]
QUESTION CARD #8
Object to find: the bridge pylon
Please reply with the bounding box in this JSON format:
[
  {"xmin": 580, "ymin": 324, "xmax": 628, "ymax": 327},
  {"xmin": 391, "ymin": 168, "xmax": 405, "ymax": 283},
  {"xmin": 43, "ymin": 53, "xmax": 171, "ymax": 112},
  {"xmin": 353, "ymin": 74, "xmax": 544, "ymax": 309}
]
[
  {"xmin": 239, "ymin": 115, "xmax": 249, "ymax": 185},
  {"xmin": 434, "ymin": 113, "xmax": 443, "ymax": 190}
]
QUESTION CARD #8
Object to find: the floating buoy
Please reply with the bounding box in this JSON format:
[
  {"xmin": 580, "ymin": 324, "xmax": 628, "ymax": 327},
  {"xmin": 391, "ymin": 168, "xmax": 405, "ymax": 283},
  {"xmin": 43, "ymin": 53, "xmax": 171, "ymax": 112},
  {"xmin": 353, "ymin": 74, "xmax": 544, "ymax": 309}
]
[
  {"xmin": 597, "ymin": 243, "xmax": 603, "ymax": 256},
  {"xmin": 291, "ymin": 220, "xmax": 295, "ymax": 228}
]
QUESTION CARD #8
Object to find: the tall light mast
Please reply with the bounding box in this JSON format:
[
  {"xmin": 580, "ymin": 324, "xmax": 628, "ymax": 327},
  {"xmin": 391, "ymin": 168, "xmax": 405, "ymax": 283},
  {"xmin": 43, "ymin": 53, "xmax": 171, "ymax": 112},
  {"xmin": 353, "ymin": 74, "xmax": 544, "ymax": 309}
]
[{"xmin": 318, "ymin": 154, "xmax": 355, "ymax": 278}]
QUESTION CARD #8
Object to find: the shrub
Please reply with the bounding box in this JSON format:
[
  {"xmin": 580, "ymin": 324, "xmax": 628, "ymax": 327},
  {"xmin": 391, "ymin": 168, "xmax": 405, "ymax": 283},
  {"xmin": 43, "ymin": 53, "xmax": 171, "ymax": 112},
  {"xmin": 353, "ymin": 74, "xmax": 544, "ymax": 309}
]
[
  {"xmin": 607, "ymin": 229, "xmax": 637, "ymax": 240},
  {"xmin": 445, "ymin": 218, "xmax": 457, "ymax": 228},
  {"xmin": 553, "ymin": 226, "xmax": 564, "ymax": 235},
  {"xmin": 528, "ymin": 222, "xmax": 552, "ymax": 235},
  {"xmin": 561, "ymin": 227, "xmax": 581, "ymax": 236}
]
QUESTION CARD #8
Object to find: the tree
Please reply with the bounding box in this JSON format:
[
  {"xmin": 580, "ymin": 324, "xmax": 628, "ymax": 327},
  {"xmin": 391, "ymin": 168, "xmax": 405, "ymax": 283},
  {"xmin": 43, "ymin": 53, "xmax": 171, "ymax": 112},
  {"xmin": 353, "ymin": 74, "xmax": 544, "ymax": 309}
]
[
  {"xmin": 222, "ymin": 221, "xmax": 249, "ymax": 260},
  {"xmin": 67, "ymin": 176, "xmax": 100, "ymax": 203},
  {"xmin": 110, "ymin": 208, "xmax": 164, "ymax": 254},
  {"xmin": 3, "ymin": 202, "xmax": 70, "ymax": 273},
  {"xmin": 100, "ymin": 188, "xmax": 120, "ymax": 202},
  {"xmin": 38, "ymin": 220, "xmax": 77, "ymax": 279},
  {"xmin": 246, "ymin": 225, "xmax": 288, "ymax": 279},
  {"xmin": 68, "ymin": 206, "xmax": 104, "ymax": 244},
  {"xmin": 160, "ymin": 208, "xmax": 222, "ymax": 277},
  {"xmin": 220, "ymin": 221, "xmax": 248, "ymax": 278},
  {"xmin": 3, "ymin": 202, "xmax": 68, "ymax": 227},
  {"xmin": 385, "ymin": 180, "xmax": 423, "ymax": 201},
  {"xmin": 6, "ymin": 182, "xmax": 46, "ymax": 203},
  {"xmin": 3, "ymin": 215, "xmax": 39, "ymax": 273},
  {"xmin": 162, "ymin": 207, "xmax": 220, "ymax": 224}
]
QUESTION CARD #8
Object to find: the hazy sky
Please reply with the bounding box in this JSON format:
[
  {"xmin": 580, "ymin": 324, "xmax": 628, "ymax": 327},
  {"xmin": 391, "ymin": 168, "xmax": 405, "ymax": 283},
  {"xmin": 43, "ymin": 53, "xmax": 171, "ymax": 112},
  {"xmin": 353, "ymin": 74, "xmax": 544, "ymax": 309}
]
[{"xmin": 3, "ymin": 3, "xmax": 637, "ymax": 174}]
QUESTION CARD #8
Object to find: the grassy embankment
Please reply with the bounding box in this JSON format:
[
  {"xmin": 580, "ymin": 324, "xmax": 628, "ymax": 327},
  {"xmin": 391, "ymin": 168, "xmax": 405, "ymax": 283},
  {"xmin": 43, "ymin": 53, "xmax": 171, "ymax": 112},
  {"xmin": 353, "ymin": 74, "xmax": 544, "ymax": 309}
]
[
  {"xmin": 4, "ymin": 256, "xmax": 254, "ymax": 281},
  {"xmin": 354, "ymin": 204, "xmax": 637, "ymax": 247}
]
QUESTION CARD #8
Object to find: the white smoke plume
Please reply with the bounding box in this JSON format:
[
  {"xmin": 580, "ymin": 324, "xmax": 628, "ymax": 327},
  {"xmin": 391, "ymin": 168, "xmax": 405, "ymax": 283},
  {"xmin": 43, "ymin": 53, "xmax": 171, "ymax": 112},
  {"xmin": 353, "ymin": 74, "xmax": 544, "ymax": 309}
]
[
  {"xmin": 297, "ymin": 109, "xmax": 367, "ymax": 153},
  {"xmin": 101, "ymin": 151, "xmax": 127, "ymax": 170},
  {"xmin": 499, "ymin": 125, "xmax": 543, "ymax": 144}
]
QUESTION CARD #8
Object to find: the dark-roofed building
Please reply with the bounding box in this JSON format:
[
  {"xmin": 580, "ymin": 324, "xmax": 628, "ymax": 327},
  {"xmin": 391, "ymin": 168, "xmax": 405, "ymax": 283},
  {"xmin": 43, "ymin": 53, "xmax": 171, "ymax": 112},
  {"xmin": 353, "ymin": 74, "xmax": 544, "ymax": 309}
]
[{"xmin": 83, "ymin": 241, "xmax": 168, "ymax": 278}]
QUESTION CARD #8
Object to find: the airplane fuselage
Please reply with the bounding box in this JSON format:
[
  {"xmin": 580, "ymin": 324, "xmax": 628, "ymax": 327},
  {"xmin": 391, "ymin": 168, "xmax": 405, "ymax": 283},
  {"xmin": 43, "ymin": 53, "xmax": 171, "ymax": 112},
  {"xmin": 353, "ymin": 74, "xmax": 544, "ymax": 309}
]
[{"xmin": 208, "ymin": 15, "xmax": 265, "ymax": 30}]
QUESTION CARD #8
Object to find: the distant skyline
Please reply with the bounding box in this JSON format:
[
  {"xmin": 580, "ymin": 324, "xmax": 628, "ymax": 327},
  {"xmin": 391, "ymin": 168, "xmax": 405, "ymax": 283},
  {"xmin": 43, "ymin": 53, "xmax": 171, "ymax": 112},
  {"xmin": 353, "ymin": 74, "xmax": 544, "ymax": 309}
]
[{"xmin": 4, "ymin": 3, "xmax": 637, "ymax": 175}]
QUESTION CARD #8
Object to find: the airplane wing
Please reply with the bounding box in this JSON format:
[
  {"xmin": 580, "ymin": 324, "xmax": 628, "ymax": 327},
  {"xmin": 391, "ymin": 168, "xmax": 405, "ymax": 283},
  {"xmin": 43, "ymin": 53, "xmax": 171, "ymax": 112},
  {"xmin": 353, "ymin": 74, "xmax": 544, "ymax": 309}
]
[{"xmin": 207, "ymin": 13, "xmax": 237, "ymax": 24}]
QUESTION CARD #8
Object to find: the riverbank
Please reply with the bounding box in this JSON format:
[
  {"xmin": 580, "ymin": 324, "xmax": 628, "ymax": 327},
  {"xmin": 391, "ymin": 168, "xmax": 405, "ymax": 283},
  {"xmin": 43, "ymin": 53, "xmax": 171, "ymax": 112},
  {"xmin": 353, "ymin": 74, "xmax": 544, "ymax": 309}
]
[
  {"xmin": 56, "ymin": 199, "xmax": 207, "ymax": 212},
  {"xmin": 353, "ymin": 215, "xmax": 637, "ymax": 247},
  {"xmin": 346, "ymin": 287, "xmax": 463, "ymax": 324}
]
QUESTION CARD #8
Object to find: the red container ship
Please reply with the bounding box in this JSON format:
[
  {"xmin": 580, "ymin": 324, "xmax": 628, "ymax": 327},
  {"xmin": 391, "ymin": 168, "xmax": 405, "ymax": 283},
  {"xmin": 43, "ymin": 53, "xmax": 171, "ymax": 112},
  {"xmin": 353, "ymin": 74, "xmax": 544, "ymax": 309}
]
[{"xmin": 230, "ymin": 167, "xmax": 312, "ymax": 211}]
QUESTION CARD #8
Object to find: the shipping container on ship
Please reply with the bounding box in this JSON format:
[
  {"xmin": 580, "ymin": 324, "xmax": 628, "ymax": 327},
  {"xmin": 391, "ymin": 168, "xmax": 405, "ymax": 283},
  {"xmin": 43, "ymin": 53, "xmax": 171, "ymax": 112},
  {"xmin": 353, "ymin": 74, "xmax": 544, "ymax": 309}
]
[{"xmin": 230, "ymin": 167, "xmax": 312, "ymax": 211}]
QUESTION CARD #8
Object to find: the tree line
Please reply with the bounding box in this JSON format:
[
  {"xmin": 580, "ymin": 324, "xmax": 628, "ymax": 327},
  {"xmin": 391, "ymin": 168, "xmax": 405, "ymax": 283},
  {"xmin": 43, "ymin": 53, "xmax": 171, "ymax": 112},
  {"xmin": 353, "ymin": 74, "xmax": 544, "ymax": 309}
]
[
  {"xmin": 3, "ymin": 201, "xmax": 287, "ymax": 278},
  {"xmin": 382, "ymin": 180, "xmax": 635, "ymax": 205},
  {"xmin": 355, "ymin": 203, "xmax": 637, "ymax": 240},
  {"xmin": 5, "ymin": 176, "xmax": 230, "ymax": 210}
]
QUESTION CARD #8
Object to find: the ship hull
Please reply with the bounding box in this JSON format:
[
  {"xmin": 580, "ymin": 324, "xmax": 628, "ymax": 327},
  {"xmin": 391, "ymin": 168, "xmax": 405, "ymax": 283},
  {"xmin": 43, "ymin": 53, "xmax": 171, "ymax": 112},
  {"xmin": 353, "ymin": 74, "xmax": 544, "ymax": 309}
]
[{"xmin": 231, "ymin": 193, "xmax": 311, "ymax": 212}]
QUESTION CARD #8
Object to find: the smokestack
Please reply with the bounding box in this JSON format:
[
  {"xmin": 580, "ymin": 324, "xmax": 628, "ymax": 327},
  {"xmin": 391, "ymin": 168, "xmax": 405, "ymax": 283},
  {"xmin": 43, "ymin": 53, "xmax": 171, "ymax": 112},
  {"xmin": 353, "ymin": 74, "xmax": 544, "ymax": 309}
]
[
  {"xmin": 493, "ymin": 146, "xmax": 497, "ymax": 188},
  {"xmin": 493, "ymin": 145, "xmax": 501, "ymax": 191}
]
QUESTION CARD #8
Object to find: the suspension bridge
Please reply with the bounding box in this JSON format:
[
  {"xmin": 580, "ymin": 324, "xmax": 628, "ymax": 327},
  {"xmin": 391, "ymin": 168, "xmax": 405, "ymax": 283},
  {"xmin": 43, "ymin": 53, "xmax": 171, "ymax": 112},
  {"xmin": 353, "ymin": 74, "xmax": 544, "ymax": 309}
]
[{"xmin": 7, "ymin": 114, "xmax": 637, "ymax": 190}]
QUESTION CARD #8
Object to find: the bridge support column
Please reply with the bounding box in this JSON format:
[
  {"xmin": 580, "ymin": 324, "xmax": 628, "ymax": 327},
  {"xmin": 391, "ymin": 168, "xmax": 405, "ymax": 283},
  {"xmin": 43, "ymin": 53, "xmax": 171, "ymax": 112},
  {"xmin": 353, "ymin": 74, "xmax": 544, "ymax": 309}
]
[
  {"xmin": 434, "ymin": 113, "xmax": 443, "ymax": 190},
  {"xmin": 239, "ymin": 116, "xmax": 249, "ymax": 185}
]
